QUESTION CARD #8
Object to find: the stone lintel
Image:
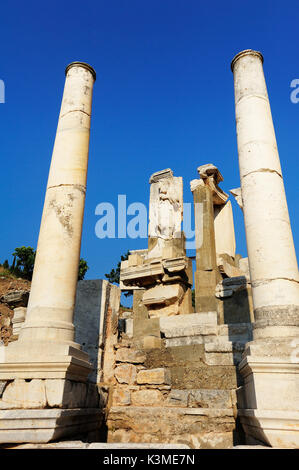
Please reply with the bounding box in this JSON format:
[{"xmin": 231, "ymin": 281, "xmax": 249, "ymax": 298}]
[
  {"xmin": 119, "ymin": 281, "xmax": 142, "ymax": 291},
  {"xmin": 142, "ymin": 284, "xmax": 185, "ymax": 307},
  {"xmin": 162, "ymin": 257, "xmax": 188, "ymax": 273},
  {"xmin": 120, "ymin": 256, "xmax": 191, "ymax": 287}
]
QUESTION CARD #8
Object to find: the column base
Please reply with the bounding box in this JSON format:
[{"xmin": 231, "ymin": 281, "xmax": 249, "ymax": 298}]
[
  {"xmin": 238, "ymin": 409, "xmax": 299, "ymax": 448},
  {"xmin": 238, "ymin": 339, "xmax": 299, "ymax": 448},
  {"xmin": 0, "ymin": 408, "xmax": 102, "ymax": 444},
  {"xmin": 0, "ymin": 341, "xmax": 92, "ymax": 381}
]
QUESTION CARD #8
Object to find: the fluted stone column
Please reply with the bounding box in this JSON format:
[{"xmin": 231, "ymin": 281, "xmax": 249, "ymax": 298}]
[
  {"xmin": 231, "ymin": 50, "xmax": 299, "ymax": 448},
  {"xmin": 0, "ymin": 62, "xmax": 96, "ymax": 381},
  {"xmin": 231, "ymin": 50, "xmax": 299, "ymax": 339}
]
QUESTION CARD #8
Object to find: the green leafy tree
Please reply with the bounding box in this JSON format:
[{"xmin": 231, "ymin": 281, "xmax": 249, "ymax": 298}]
[
  {"xmin": 2, "ymin": 260, "xmax": 9, "ymax": 270},
  {"xmin": 78, "ymin": 258, "xmax": 89, "ymax": 281},
  {"xmin": 105, "ymin": 250, "xmax": 132, "ymax": 297},
  {"xmin": 105, "ymin": 250, "xmax": 130, "ymax": 284},
  {"xmin": 12, "ymin": 246, "xmax": 36, "ymax": 280},
  {"xmin": 2, "ymin": 247, "xmax": 88, "ymax": 281}
]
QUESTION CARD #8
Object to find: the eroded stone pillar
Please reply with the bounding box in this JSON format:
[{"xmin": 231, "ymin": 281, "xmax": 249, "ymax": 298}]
[
  {"xmin": 0, "ymin": 62, "xmax": 96, "ymax": 381},
  {"xmin": 21, "ymin": 62, "xmax": 96, "ymax": 347},
  {"xmin": 232, "ymin": 50, "xmax": 299, "ymax": 448},
  {"xmin": 191, "ymin": 164, "xmax": 228, "ymax": 313},
  {"xmin": 231, "ymin": 49, "xmax": 299, "ymax": 339},
  {"xmin": 0, "ymin": 62, "xmax": 101, "ymax": 444}
]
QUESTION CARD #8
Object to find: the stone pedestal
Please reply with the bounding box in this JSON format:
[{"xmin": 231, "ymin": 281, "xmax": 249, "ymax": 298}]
[
  {"xmin": 0, "ymin": 62, "xmax": 99, "ymax": 443},
  {"xmin": 231, "ymin": 49, "xmax": 299, "ymax": 448},
  {"xmin": 238, "ymin": 340, "xmax": 299, "ymax": 448},
  {"xmin": 120, "ymin": 169, "xmax": 193, "ymax": 347}
]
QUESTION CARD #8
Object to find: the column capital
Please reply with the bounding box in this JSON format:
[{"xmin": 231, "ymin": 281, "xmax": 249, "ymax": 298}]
[
  {"xmin": 65, "ymin": 61, "xmax": 96, "ymax": 81},
  {"xmin": 231, "ymin": 49, "xmax": 264, "ymax": 72}
]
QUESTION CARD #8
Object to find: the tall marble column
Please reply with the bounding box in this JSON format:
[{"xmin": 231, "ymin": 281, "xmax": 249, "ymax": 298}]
[
  {"xmin": 231, "ymin": 49, "xmax": 299, "ymax": 339},
  {"xmin": 21, "ymin": 62, "xmax": 96, "ymax": 347},
  {"xmin": 0, "ymin": 62, "xmax": 96, "ymax": 381},
  {"xmin": 231, "ymin": 50, "xmax": 299, "ymax": 448},
  {"xmin": 0, "ymin": 62, "xmax": 102, "ymax": 444}
]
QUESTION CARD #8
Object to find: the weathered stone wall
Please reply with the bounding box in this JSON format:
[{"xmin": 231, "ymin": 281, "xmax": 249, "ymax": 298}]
[
  {"xmin": 104, "ymin": 311, "xmax": 253, "ymax": 448},
  {"xmin": 74, "ymin": 279, "xmax": 120, "ymax": 384}
]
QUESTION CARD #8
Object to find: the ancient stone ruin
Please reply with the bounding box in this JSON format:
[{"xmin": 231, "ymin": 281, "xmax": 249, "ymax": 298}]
[
  {"xmin": 121, "ymin": 168, "xmax": 193, "ymax": 322},
  {"xmin": 0, "ymin": 50, "xmax": 298, "ymax": 449}
]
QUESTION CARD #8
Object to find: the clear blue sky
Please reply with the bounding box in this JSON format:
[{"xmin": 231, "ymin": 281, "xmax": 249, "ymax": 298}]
[{"xmin": 1, "ymin": 0, "xmax": 298, "ymax": 285}]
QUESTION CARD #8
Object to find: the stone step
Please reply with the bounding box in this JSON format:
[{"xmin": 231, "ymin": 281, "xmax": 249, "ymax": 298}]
[
  {"xmin": 160, "ymin": 319, "xmax": 252, "ymax": 344},
  {"xmin": 107, "ymin": 406, "xmax": 235, "ymax": 448},
  {"xmin": 205, "ymin": 338, "xmax": 246, "ymax": 353},
  {"xmin": 162, "ymin": 324, "xmax": 218, "ymax": 339},
  {"xmin": 144, "ymin": 345, "xmax": 241, "ymax": 389},
  {"xmin": 232, "ymin": 445, "xmax": 272, "ymax": 449},
  {"xmin": 166, "ymin": 388, "xmax": 234, "ymax": 409},
  {"xmin": 7, "ymin": 441, "xmax": 190, "ymax": 449},
  {"xmin": 164, "ymin": 335, "xmax": 215, "ymax": 348},
  {"xmin": 171, "ymin": 364, "xmax": 240, "ymax": 389},
  {"xmin": 0, "ymin": 409, "xmax": 102, "ymax": 444},
  {"xmin": 204, "ymin": 340, "xmax": 244, "ymax": 365},
  {"xmin": 161, "ymin": 339, "xmax": 245, "ymax": 365},
  {"xmin": 164, "ymin": 326, "xmax": 252, "ymax": 348},
  {"xmin": 204, "ymin": 351, "xmax": 243, "ymax": 366},
  {"xmin": 113, "ymin": 386, "xmax": 235, "ymax": 409},
  {"xmin": 160, "ymin": 312, "xmax": 218, "ymax": 339}
]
